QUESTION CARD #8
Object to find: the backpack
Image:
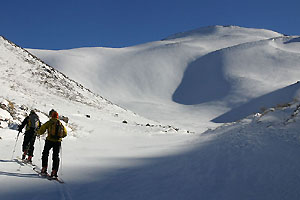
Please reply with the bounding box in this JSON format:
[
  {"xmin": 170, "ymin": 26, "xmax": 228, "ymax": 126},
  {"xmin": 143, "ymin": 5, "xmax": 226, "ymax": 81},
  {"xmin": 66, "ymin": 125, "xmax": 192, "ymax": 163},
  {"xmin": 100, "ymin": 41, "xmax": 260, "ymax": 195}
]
[
  {"xmin": 49, "ymin": 120, "xmax": 64, "ymax": 139},
  {"xmin": 28, "ymin": 113, "xmax": 40, "ymax": 130}
]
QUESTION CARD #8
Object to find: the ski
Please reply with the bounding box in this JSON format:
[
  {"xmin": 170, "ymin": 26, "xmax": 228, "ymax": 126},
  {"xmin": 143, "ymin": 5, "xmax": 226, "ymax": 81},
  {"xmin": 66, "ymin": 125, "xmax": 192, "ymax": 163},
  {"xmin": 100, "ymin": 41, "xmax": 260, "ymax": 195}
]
[
  {"xmin": 14, "ymin": 157, "xmax": 64, "ymax": 184},
  {"xmin": 32, "ymin": 167, "xmax": 49, "ymax": 178},
  {"xmin": 47, "ymin": 176, "xmax": 64, "ymax": 184},
  {"xmin": 16, "ymin": 156, "xmax": 36, "ymax": 167},
  {"xmin": 32, "ymin": 167, "xmax": 64, "ymax": 184},
  {"xmin": 14, "ymin": 157, "xmax": 37, "ymax": 170},
  {"xmin": 13, "ymin": 158, "xmax": 25, "ymax": 166}
]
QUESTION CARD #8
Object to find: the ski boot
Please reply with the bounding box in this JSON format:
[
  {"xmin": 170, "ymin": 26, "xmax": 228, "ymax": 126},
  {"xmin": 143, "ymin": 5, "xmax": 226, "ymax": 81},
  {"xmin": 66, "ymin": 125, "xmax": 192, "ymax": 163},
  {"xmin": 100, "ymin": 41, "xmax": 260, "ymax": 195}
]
[
  {"xmin": 51, "ymin": 170, "xmax": 58, "ymax": 178},
  {"xmin": 27, "ymin": 156, "xmax": 32, "ymax": 163},
  {"xmin": 22, "ymin": 150, "xmax": 27, "ymax": 160},
  {"xmin": 41, "ymin": 167, "xmax": 48, "ymax": 176}
]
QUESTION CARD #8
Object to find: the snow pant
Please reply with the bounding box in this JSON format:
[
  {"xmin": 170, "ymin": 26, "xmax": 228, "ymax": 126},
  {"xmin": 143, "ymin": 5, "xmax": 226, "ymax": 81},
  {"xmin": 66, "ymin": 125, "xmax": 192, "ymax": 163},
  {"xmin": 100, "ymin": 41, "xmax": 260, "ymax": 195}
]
[
  {"xmin": 22, "ymin": 130, "xmax": 36, "ymax": 156},
  {"xmin": 42, "ymin": 140, "xmax": 61, "ymax": 171}
]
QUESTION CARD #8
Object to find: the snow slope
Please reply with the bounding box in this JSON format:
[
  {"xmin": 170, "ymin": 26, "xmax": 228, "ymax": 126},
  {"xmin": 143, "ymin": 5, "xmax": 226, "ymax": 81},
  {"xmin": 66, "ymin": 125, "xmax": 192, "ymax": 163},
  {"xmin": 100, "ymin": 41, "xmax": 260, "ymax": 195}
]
[
  {"xmin": 28, "ymin": 25, "xmax": 300, "ymax": 132},
  {"xmin": 74, "ymin": 105, "xmax": 300, "ymax": 200},
  {"xmin": 1, "ymin": 25, "xmax": 300, "ymax": 200},
  {"xmin": 0, "ymin": 36, "xmax": 191, "ymax": 200}
]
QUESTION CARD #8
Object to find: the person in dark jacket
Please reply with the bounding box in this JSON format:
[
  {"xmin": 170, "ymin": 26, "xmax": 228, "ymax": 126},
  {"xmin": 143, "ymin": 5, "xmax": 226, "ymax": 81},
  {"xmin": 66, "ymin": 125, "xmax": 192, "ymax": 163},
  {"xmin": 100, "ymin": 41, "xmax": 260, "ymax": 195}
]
[
  {"xmin": 38, "ymin": 111, "xmax": 67, "ymax": 177},
  {"xmin": 18, "ymin": 110, "xmax": 41, "ymax": 162}
]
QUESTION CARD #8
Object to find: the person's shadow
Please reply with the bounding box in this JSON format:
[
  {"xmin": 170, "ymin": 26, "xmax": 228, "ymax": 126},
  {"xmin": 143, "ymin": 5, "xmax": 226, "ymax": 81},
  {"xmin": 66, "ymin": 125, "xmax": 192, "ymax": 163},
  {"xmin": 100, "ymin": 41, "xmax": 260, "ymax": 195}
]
[{"xmin": 0, "ymin": 159, "xmax": 39, "ymax": 178}]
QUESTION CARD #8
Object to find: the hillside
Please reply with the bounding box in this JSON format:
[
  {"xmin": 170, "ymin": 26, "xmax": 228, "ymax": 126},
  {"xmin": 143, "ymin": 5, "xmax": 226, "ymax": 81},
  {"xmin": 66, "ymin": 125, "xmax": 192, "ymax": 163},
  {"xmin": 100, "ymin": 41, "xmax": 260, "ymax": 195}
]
[
  {"xmin": 0, "ymin": 35, "xmax": 191, "ymax": 199},
  {"xmin": 73, "ymin": 103, "xmax": 300, "ymax": 200},
  {"xmin": 0, "ymin": 35, "xmax": 179, "ymax": 129}
]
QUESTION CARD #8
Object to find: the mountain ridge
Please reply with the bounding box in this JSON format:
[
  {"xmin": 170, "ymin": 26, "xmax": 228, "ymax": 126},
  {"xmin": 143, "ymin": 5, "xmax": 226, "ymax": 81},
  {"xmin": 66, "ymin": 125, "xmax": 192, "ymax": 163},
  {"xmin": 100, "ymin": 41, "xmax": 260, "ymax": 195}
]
[
  {"xmin": 163, "ymin": 25, "xmax": 283, "ymax": 40},
  {"xmin": 27, "ymin": 25, "xmax": 300, "ymax": 131}
]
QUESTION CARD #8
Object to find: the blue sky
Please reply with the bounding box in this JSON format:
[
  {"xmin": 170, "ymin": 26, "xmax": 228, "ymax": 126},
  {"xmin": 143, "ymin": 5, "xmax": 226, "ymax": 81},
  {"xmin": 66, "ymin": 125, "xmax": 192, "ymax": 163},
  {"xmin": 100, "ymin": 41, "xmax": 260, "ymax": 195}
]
[{"xmin": 1, "ymin": 0, "xmax": 299, "ymax": 50}]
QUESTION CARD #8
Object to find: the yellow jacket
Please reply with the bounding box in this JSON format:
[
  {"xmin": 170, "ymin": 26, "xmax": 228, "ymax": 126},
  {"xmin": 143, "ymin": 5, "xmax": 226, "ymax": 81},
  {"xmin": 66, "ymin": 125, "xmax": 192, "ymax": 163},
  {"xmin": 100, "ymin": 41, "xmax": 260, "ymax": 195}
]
[{"xmin": 38, "ymin": 118, "xmax": 67, "ymax": 142}]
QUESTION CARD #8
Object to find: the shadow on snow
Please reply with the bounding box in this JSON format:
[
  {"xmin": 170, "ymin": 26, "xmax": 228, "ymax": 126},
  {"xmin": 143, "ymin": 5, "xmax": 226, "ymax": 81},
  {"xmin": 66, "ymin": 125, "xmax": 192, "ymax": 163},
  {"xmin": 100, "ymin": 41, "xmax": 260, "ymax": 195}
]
[
  {"xmin": 0, "ymin": 171, "xmax": 38, "ymax": 178},
  {"xmin": 213, "ymin": 82, "xmax": 300, "ymax": 123},
  {"xmin": 172, "ymin": 51, "xmax": 231, "ymax": 105},
  {"xmin": 68, "ymin": 127, "xmax": 300, "ymax": 200},
  {"xmin": 0, "ymin": 159, "xmax": 38, "ymax": 179}
]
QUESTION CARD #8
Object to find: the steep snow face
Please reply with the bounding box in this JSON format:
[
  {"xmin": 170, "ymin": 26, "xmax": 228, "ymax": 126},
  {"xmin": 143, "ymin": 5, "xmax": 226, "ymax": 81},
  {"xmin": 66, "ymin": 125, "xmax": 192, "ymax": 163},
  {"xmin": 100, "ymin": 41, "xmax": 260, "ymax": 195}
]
[{"xmin": 28, "ymin": 26, "xmax": 299, "ymax": 131}]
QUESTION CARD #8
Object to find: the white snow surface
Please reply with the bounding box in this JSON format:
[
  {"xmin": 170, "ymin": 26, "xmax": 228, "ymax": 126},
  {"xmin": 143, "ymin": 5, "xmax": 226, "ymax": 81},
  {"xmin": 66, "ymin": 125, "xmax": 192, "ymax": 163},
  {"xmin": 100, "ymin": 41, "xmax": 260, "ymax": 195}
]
[{"xmin": 1, "ymin": 25, "xmax": 300, "ymax": 199}]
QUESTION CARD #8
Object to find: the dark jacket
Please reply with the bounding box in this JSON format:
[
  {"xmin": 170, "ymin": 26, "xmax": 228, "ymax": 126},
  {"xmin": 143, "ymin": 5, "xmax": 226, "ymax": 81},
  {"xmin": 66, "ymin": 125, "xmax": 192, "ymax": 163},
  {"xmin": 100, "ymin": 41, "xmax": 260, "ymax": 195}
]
[{"xmin": 18, "ymin": 114, "xmax": 41, "ymax": 133}]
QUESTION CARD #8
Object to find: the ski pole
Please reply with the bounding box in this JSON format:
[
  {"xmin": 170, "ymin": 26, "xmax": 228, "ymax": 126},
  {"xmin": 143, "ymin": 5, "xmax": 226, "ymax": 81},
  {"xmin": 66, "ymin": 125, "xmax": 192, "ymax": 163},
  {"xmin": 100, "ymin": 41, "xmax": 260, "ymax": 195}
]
[
  {"xmin": 60, "ymin": 143, "xmax": 63, "ymax": 176},
  {"xmin": 38, "ymin": 135, "xmax": 42, "ymax": 161},
  {"xmin": 11, "ymin": 131, "xmax": 21, "ymax": 159}
]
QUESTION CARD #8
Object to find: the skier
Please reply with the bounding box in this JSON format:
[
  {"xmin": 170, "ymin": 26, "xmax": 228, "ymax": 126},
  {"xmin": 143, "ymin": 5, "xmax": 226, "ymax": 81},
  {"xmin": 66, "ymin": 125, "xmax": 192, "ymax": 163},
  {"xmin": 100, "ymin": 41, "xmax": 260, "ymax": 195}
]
[
  {"xmin": 38, "ymin": 111, "xmax": 67, "ymax": 178},
  {"xmin": 18, "ymin": 110, "xmax": 41, "ymax": 162}
]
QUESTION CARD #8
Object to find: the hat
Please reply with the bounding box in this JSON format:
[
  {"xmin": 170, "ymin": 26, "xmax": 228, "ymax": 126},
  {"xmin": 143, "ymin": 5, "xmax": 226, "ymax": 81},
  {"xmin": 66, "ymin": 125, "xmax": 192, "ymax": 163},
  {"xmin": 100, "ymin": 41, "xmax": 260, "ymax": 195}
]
[
  {"xmin": 49, "ymin": 109, "xmax": 56, "ymax": 117},
  {"xmin": 51, "ymin": 111, "xmax": 59, "ymax": 119},
  {"xmin": 30, "ymin": 110, "xmax": 36, "ymax": 115}
]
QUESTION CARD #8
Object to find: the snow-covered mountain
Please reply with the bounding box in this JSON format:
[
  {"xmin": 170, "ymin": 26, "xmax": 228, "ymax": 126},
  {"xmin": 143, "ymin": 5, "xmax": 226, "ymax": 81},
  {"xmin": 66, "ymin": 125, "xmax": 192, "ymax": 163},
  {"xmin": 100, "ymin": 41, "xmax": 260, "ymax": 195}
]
[
  {"xmin": 2, "ymin": 25, "xmax": 300, "ymax": 200},
  {"xmin": 28, "ymin": 25, "xmax": 300, "ymax": 131},
  {"xmin": 0, "ymin": 35, "xmax": 181, "ymax": 130}
]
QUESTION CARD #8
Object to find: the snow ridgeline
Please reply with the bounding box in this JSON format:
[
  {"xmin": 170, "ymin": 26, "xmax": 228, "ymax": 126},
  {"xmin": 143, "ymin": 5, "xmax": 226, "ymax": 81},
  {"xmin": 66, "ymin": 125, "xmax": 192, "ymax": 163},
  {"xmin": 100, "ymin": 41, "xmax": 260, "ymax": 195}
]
[{"xmin": 0, "ymin": 36, "xmax": 189, "ymax": 136}]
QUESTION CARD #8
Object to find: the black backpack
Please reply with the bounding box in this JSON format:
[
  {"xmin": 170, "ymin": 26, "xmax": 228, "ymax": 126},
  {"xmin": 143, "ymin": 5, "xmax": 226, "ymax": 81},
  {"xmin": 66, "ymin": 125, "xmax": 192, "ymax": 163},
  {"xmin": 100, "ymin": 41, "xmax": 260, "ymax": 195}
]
[{"xmin": 28, "ymin": 113, "xmax": 40, "ymax": 130}]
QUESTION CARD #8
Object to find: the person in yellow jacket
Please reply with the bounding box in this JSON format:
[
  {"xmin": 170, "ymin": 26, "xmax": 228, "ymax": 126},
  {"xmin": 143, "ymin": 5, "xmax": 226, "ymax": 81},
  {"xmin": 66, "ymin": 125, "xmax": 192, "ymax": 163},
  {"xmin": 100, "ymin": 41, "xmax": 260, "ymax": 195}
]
[{"xmin": 37, "ymin": 111, "xmax": 67, "ymax": 177}]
